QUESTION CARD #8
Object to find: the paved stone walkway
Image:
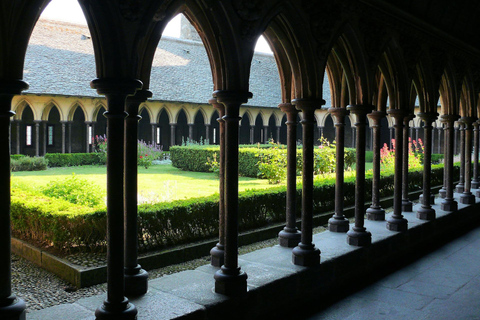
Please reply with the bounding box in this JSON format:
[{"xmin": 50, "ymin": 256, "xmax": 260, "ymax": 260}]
[{"xmin": 306, "ymin": 224, "xmax": 480, "ymax": 320}]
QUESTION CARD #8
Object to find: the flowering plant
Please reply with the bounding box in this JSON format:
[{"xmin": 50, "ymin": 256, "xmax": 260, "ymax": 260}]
[{"xmin": 380, "ymin": 138, "xmax": 422, "ymax": 171}]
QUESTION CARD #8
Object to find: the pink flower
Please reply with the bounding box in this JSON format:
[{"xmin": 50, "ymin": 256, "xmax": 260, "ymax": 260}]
[{"xmin": 139, "ymin": 156, "xmax": 143, "ymax": 159}]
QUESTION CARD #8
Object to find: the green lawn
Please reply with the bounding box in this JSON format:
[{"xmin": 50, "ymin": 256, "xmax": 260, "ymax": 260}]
[{"xmin": 11, "ymin": 164, "xmax": 277, "ymax": 202}]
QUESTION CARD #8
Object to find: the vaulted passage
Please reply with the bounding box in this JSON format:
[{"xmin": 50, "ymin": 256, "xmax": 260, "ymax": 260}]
[{"xmin": 2, "ymin": 1, "xmax": 480, "ymax": 320}]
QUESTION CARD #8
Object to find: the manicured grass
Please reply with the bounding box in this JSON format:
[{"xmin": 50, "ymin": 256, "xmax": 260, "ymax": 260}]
[{"xmin": 12, "ymin": 164, "xmax": 277, "ymax": 202}]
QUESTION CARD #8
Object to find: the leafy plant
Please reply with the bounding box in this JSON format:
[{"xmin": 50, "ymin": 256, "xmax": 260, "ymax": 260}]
[{"xmin": 11, "ymin": 156, "xmax": 48, "ymax": 172}]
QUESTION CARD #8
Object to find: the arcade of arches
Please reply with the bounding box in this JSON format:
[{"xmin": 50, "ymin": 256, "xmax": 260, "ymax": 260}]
[{"xmin": 2, "ymin": 1, "xmax": 480, "ymax": 319}]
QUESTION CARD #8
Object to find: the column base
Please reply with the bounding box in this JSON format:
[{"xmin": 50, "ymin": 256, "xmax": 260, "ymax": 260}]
[
  {"xmin": 460, "ymin": 193, "xmax": 476, "ymax": 204},
  {"xmin": 0, "ymin": 296, "xmax": 26, "ymax": 320},
  {"xmin": 456, "ymin": 183, "xmax": 465, "ymax": 193},
  {"xmin": 417, "ymin": 206, "xmax": 436, "ymax": 220},
  {"xmin": 124, "ymin": 266, "xmax": 148, "ymax": 297},
  {"xmin": 441, "ymin": 198, "xmax": 458, "ymax": 211},
  {"xmin": 292, "ymin": 243, "xmax": 320, "ymax": 266},
  {"xmin": 366, "ymin": 207, "xmax": 385, "ymax": 221},
  {"xmin": 439, "ymin": 188, "xmax": 447, "ymax": 198},
  {"xmin": 346, "ymin": 228, "xmax": 371, "ymax": 246},
  {"xmin": 214, "ymin": 266, "xmax": 248, "ymax": 296},
  {"xmin": 401, "ymin": 200, "xmax": 413, "ymax": 212},
  {"xmin": 328, "ymin": 216, "xmax": 350, "ymax": 232},
  {"xmin": 278, "ymin": 228, "xmax": 302, "ymax": 247},
  {"xmin": 95, "ymin": 298, "xmax": 137, "ymax": 320},
  {"xmin": 386, "ymin": 216, "xmax": 408, "ymax": 232},
  {"xmin": 419, "ymin": 194, "xmax": 435, "ymax": 205},
  {"xmin": 210, "ymin": 244, "xmax": 225, "ymax": 267},
  {"xmin": 472, "ymin": 180, "xmax": 480, "ymax": 189}
]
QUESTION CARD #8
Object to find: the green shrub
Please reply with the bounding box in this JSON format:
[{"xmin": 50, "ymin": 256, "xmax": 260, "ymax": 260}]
[
  {"xmin": 41, "ymin": 174, "xmax": 104, "ymax": 207},
  {"xmin": 45, "ymin": 153, "xmax": 106, "ymax": 167},
  {"xmin": 365, "ymin": 151, "xmax": 373, "ymax": 162},
  {"xmin": 10, "ymin": 156, "xmax": 48, "ymax": 172},
  {"xmin": 431, "ymin": 153, "xmax": 445, "ymax": 164},
  {"xmin": 11, "ymin": 154, "xmax": 26, "ymax": 160}
]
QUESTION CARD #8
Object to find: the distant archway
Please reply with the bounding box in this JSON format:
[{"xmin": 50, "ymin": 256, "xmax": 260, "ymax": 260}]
[
  {"xmin": 138, "ymin": 108, "xmax": 151, "ymax": 143},
  {"xmin": 176, "ymin": 109, "xmax": 189, "ymax": 145}
]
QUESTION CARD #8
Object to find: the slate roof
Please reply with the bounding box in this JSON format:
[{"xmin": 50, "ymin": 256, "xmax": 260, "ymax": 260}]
[{"xmin": 24, "ymin": 19, "xmax": 331, "ymax": 108}]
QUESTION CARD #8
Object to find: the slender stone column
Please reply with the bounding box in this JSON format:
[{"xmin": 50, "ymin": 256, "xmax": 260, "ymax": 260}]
[
  {"xmin": 91, "ymin": 78, "xmax": 141, "ymax": 320},
  {"xmin": 439, "ymin": 123, "xmax": 447, "ymax": 198},
  {"xmin": 16, "ymin": 120, "xmax": 20, "ymax": 155},
  {"xmin": 205, "ymin": 124, "xmax": 210, "ymax": 142},
  {"xmin": 42, "ymin": 120, "xmax": 47, "ymax": 155},
  {"xmin": 460, "ymin": 117, "xmax": 476, "ymax": 204},
  {"xmin": 417, "ymin": 113, "xmax": 438, "ymax": 220},
  {"xmin": 34, "ymin": 120, "xmax": 40, "ymax": 156},
  {"xmin": 472, "ymin": 121, "xmax": 480, "ymax": 189},
  {"xmin": 68, "ymin": 122, "xmax": 72, "ymax": 153},
  {"xmin": 60, "ymin": 121, "xmax": 67, "ymax": 154},
  {"xmin": 91, "ymin": 122, "xmax": 96, "ymax": 150},
  {"xmin": 170, "ymin": 123, "xmax": 176, "ymax": 147},
  {"xmin": 401, "ymin": 114, "xmax": 415, "ymax": 212},
  {"xmin": 456, "ymin": 122, "xmax": 465, "ymax": 193},
  {"xmin": 278, "ymin": 103, "xmax": 301, "ymax": 246},
  {"xmin": 209, "ymin": 98, "xmax": 226, "ymax": 266},
  {"xmin": 292, "ymin": 98, "xmax": 322, "ymax": 265},
  {"xmin": 366, "ymin": 110, "xmax": 386, "ymax": 220},
  {"xmin": 276, "ymin": 125, "xmax": 281, "ymax": 143},
  {"xmin": 151, "ymin": 124, "xmax": 156, "ymax": 145},
  {"xmin": 124, "ymin": 90, "xmax": 151, "ymax": 297},
  {"xmin": 188, "ymin": 124, "xmax": 194, "ymax": 141},
  {"xmin": 346, "ymin": 105, "xmax": 372, "ymax": 246},
  {"xmin": 454, "ymin": 126, "xmax": 459, "ymax": 155},
  {"xmin": 263, "ymin": 125, "xmax": 268, "ymax": 142},
  {"xmin": 85, "ymin": 121, "xmax": 92, "ymax": 153},
  {"xmin": 0, "ymin": 80, "xmax": 28, "ymax": 320},
  {"xmin": 441, "ymin": 114, "xmax": 459, "ymax": 211},
  {"xmin": 415, "ymin": 127, "xmax": 420, "ymax": 142},
  {"xmin": 213, "ymin": 90, "xmax": 251, "ymax": 296},
  {"xmin": 386, "ymin": 109, "xmax": 408, "ymax": 232},
  {"xmin": 250, "ymin": 126, "xmax": 254, "ymax": 144},
  {"xmin": 328, "ymin": 107, "xmax": 350, "ymax": 231}
]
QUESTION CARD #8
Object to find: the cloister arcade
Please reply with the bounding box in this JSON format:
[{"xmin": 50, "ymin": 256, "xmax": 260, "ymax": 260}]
[{"xmin": 1, "ymin": 1, "xmax": 480, "ymax": 319}]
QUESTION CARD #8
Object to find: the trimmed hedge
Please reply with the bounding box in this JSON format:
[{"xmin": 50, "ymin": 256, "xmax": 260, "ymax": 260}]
[
  {"xmin": 11, "ymin": 163, "xmax": 457, "ymax": 253},
  {"xmin": 10, "ymin": 156, "xmax": 48, "ymax": 172},
  {"xmin": 45, "ymin": 153, "xmax": 106, "ymax": 167}
]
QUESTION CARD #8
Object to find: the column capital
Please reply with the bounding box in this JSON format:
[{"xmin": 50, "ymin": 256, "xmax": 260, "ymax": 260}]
[
  {"xmin": 417, "ymin": 112, "xmax": 438, "ymax": 125},
  {"xmin": 84, "ymin": 121, "xmax": 93, "ymax": 125},
  {"xmin": 367, "ymin": 110, "xmax": 386, "ymax": 124},
  {"xmin": 347, "ymin": 104, "xmax": 373, "ymax": 125},
  {"xmin": 292, "ymin": 98, "xmax": 325, "ymax": 114},
  {"xmin": 387, "ymin": 108, "xmax": 406, "ymax": 120},
  {"xmin": 278, "ymin": 102, "xmax": 298, "ymax": 114},
  {"xmin": 126, "ymin": 89, "xmax": 152, "ymax": 104},
  {"xmin": 403, "ymin": 113, "xmax": 415, "ymax": 122},
  {"xmin": 213, "ymin": 90, "xmax": 252, "ymax": 105},
  {"xmin": 459, "ymin": 116, "xmax": 476, "ymax": 128},
  {"xmin": 91, "ymin": 78, "xmax": 143, "ymax": 96},
  {"xmin": 209, "ymin": 98, "xmax": 225, "ymax": 118},
  {"xmin": 328, "ymin": 107, "xmax": 349, "ymax": 124},
  {"xmin": 440, "ymin": 114, "xmax": 460, "ymax": 124},
  {"xmin": 0, "ymin": 79, "xmax": 29, "ymax": 95}
]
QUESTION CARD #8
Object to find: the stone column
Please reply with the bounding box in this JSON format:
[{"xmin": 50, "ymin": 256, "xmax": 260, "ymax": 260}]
[
  {"xmin": 124, "ymin": 90, "xmax": 151, "ymax": 297},
  {"xmin": 366, "ymin": 110, "xmax": 386, "ymax": 220},
  {"xmin": 460, "ymin": 117, "xmax": 476, "ymax": 204},
  {"xmin": 170, "ymin": 123, "xmax": 176, "ymax": 147},
  {"xmin": 0, "ymin": 80, "xmax": 28, "ymax": 320},
  {"xmin": 205, "ymin": 123, "xmax": 210, "ymax": 143},
  {"xmin": 437, "ymin": 127, "xmax": 442, "ymax": 154},
  {"xmin": 441, "ymin": 114, "xmax": 459, "ymax": 211},
  {"xmin": 278, "ymin": 103, "xmax": 301, "ymax": 246},
  {"xmin": 328, "ymin": 107, "xmax": 350, "ymax": 230},
  {"xmin": 15, "ymin": 120, "xmax": 20, "ymax": 155},
  {"xmin": 60, "ymin": 121, "xmax": 66, "ymax": 154},
  {"xmin": 91, "ymin": 122, "xmax": 96, "ymax": 150},
  {"xmin": 386, "ymin": 109, "xmax": 408, "ymax": 232},
  {"xmin": 346, "ymin": 105, "xmax": 372, "ymax": 246},
  {"xmin": 209, "ymin": 98, "xmax": 226, "ymax": 266},
  {"xmin": 439, "ymin": 123, "xmax": 447, "ymax": 198},
  {"xmin": 292, "ymin": 99, "xmax": 322, "ymax": 266},
  {"xmin": 91, "ymin": 78, "xmax": 141, "ymax": 319},
  {"xmin": 249, "ymin": 126, "xmax": 254, "ymax": 144},
  {"xmin": 401, "ymin": 114, "xmax": 415, "ymax": 212},
  {"xmin": 276, "ymin": 125, "xmax": 281, "ymax": 143},
  {"xmin": 42, "ymin": 120, "xmax": 47, "ymax": 156},
  {"xmin": 456, "ymin": 122, "xmax": 465, "ymax": 193},
  {"xmin": 188, "ymin": 123, "xmax": 194, "ymax": 141},
  {"xmin": 352, "ymin": 127, "xmax": 356, "ymax": 148},
  {"xmin": 417, "ymin": 113, "xmax": 438, "ymax": 220},
  {"xmin": 85, "ymin": 121, "xmax": 92, "ymax": 153},
  {"xmin": 213, "ymin": 90, "xmax": 251, "ymax": 296},
  {"xmin": 454, "ymin": 125, "xmax": 459, "ymax": 155},
  {"xmin": 68, "ymin": 122, "xmax": 72, "ymax": 153},
  {"xmin": 389, "ymin": 127, "xmax": 394, "ymax": 148},
  {"xmin": 415, "ymin": 127, "xmax": 420, "ymax": 142},
  {"xmin": 34, "ymin": 120, "xmax": 41, "ymax": 156},
  {"xmin": 151, "ymin": 124, "xmax": 156, "ymax": 146},
  {"xmin": 472, "ymin": 121, "xmax": 480, "ymax": 189},
  {"xmin": 263, "ymin": 125, "xmax": 268, "ymax": 143}
]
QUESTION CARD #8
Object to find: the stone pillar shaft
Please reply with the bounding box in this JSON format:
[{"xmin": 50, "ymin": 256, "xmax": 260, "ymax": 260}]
[
  {"xmin": 460, "ymin": 118, "xmax": 476, "ymax": 204},
  {"xmin": 278, "ymin": 103, "xmax": 301, "ymax": 246},
  {"xmin": 402, "ymin": 114, "xmax": 415, "ymax": 212},
  {"xmin": 366, "ymin": 111, "xmax": 386, "ymax": 220},
  {"xmin": 292, "ymin": 99, "xmax": 322, "ymax": 266},
  {"xmin": 328, "ymin": 107, "xmax": 350, "ymax": 231},
  {"xmin": 34, "ymin": 120, "xmax": 40, "ymax": 156},
  {"xmin": 472, "ymin": 121, "xmax": 480, "ymax": 189},
  {"xmin": 441, "ymin": 115, "xmax": 459, "ymax": 211},
  {"xmin": 170, "ymin": 124, "xmax": 176, "ymax": 147},
  {"xmin": 456, "ymin": 122, "xmax": 465, "ymax": 193}
]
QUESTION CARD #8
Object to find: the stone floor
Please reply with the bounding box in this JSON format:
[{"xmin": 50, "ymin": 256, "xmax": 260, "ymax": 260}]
[
  {"xmin": 306, "ymin": 224, "xmax": 480, "ymax": 320},
  {"xmin": 27, "ymin": 196, "xmax": 480, "ymax": 320}
]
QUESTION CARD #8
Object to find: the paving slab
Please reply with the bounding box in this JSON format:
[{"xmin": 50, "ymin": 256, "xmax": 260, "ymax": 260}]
[{"xmin": 27, "ymin": 302, "xmax": 94, "ymax": 320}]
